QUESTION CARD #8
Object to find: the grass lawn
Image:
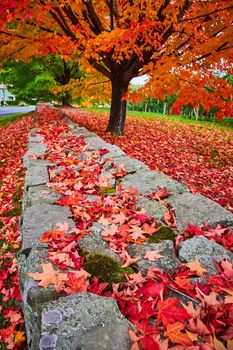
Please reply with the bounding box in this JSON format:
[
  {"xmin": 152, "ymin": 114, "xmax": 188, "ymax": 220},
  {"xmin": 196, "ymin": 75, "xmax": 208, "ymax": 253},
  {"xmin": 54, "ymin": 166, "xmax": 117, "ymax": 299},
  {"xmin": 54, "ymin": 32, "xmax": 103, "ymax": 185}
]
[
  {"xmin": 0, "ymin": 113, "xmax": 28, "ymax": 127},
  {"xmin": 86, "ymin": 107, "xmax": 233, "ymax": 131}
]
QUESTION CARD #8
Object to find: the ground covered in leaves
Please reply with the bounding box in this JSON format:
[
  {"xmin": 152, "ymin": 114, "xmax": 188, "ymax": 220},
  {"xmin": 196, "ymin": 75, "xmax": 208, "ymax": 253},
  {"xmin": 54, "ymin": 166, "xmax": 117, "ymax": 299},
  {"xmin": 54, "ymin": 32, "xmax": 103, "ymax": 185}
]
[
  {"xmin": 64, "ymin": 109, "xmax": 233, "ymax": 212},
  {"xmin": 0, "ymin": 115, "xmax": 34, "ymax": 349},
  {"xmin": 0, "ymin": 108, "xmax": 232, "ymax": 350}
]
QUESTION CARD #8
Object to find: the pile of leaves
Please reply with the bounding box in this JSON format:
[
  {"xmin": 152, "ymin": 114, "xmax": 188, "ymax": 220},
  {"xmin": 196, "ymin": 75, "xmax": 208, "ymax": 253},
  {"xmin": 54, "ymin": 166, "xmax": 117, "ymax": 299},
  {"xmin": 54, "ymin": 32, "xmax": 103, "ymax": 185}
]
[
  {"xmin": 27, "ymin": 107, "xmax": 233, "ymax": 350},
  {"xmin": 64, "ymin": 109, "xmax": 233, "ymax": 213},
  {"xmin": 0, "ymin": 116, "xmax": 34, "ymax": 349},
  {"xmin": 0, "ymin": 108, "xmax": 64, "ymax": 349}
]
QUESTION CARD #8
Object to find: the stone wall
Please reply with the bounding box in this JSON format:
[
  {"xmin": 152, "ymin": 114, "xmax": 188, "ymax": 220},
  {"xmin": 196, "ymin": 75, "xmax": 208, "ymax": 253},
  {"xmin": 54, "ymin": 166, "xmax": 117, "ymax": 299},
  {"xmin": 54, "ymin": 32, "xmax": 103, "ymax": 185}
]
[{"xmin": 18, "ymin": 107, "xmax": 233, "ymax": 349}]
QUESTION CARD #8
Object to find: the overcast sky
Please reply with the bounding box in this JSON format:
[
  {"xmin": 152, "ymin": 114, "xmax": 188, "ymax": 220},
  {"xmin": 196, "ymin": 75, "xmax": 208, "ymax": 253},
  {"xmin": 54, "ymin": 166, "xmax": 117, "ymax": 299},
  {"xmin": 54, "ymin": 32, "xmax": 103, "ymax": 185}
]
[{"xmin": 131, "ymin": 75, "xmax": 148, "ymax": 86}]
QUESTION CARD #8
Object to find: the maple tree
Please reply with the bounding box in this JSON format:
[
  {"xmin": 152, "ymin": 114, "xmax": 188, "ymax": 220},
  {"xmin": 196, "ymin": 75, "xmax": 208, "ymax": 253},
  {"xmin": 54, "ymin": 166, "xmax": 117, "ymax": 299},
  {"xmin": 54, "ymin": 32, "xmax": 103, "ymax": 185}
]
[{"xmin": 1, "ymin": 1, "xmax": 233, "ymax": 134}]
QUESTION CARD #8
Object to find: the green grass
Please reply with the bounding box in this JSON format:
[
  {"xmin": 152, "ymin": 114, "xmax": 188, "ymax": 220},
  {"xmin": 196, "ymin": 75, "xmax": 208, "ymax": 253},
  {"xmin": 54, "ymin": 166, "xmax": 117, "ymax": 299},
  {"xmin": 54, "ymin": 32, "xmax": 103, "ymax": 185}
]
[
  {"xmin": 0, "ymin": 113, "xmax": 28, "ymax": 127},
  {"xmin": 86, "ymin": 107, "xmax": 233, "ymax": 131}
]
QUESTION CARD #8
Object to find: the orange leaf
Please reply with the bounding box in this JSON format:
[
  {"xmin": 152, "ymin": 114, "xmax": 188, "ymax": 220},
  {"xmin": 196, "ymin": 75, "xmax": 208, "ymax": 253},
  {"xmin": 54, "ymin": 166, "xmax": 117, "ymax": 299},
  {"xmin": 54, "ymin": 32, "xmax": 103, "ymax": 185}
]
[
  {"xmin": 185, "ymin": 256, "xmax": 207, "ymax": 276},
  {"xmin": 164, "ymin": 322, "xmax": 193, "ymax": 346}
]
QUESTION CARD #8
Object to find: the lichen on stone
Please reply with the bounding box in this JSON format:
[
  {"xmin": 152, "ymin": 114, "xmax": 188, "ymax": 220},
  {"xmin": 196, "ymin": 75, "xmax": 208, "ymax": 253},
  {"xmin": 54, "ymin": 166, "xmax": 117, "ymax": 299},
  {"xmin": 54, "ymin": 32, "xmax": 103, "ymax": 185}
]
[
  {"xmin": 84, "ymin": 254, "xmax": 134, "ymax": 283},
  {"xmin": 39, "ymin": 333, "xmax": 58, "ymax": 349},
  {"xmin": 147, "ymin": 225, "xmax": 176, "ymax": 243},
  {"xmin": 42, "ymin": 309, "xmax": 63, "ymax": 326}
]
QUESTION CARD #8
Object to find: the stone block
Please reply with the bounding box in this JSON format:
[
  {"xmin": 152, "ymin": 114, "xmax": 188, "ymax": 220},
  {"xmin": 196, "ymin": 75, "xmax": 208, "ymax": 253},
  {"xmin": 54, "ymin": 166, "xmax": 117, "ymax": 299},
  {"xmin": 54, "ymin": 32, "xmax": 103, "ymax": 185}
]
[
  {"xmin": 101, "ymin": 144, "xmax": 126, "ymax": 159},
  {"xmin": 169, "ymin": 192, "xmax": 233, "ymax": 232},
  {"xmin": 39, "ymin": 293, "xmax": 132, "ymax": 350},
  {"xmin": 25, "ymin": 166, "xmax": 49, "ymax": 188},
  {"xmin": 122, "ymin": 169, "xmax": 189, "ymax": 195},
  {"xmin": 78, "ymin": 224, "xmax": 122, "ymax": 264},
  {"xmin": 25, "ymin": 185, "xmax": 60, "ymax": 206},
  {"xmin": 136, "ymin": 196, "xmax": 166, "ymax": 222},
  {"xmin": 111, "ymin": 156, "xmax": 149, "ymax": 173},
  {"xmin": 85, "ymin": 136, "xmax": 109, "ymax": 151},
  {"xmin": 129, "ymin": 240, "xmax": 181, "ymax": 275},
  {"xmin": 21, "ymin": 204, "xmax": 74, "ymax": 251},
  {"xmin": 179, "ymin": 236, "xmax": 232, "ymax": 275}
]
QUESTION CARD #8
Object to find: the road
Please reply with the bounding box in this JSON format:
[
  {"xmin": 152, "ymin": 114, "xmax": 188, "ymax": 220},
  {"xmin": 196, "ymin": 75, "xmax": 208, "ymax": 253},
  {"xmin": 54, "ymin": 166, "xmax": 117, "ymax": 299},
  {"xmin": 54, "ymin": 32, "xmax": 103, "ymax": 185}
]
[{"xmin": 0, "ymin": 106, "xmax": 35, "ymax": 116}]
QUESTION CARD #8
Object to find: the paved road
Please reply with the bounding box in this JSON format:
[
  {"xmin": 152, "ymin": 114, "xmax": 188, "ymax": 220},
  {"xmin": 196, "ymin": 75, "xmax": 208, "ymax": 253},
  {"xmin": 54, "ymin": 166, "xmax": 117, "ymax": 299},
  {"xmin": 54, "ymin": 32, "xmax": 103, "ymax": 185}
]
[{"xmin": 0, "ymin": 106, "xmax": 35, "ymax": 116}]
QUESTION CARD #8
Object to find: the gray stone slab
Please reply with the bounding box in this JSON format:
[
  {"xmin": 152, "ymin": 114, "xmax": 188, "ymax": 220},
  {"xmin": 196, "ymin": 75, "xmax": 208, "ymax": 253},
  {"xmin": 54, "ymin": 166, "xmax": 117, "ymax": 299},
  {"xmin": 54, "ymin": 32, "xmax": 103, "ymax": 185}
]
[
  {"xmin": 101, "ymin": 144, "xmax": 126, "ymax": 159},
  {"xmin": 25, "ymin": 166, "xmax": 49, "ymax": 188},
  {"xmin": 110, "ymin": 156, "xmax": 149, "ymax": 173},
  {"xmin": 71, "ymin": 127, "xmax": 96, "ymax": 138},
  {"xmin": 39, "ymin": 293, "xmax": 132, "ymax": 350},
  {"xmin": 29, "ymin": 132, "xmax": 44, "ymax": 143},
  {"xmin": 136, "ymin": 196, "xmax": 166, "ymax": 221},
  {"xmin": 179, "ymin": 236, "xmax": 232, "ymax": 275},
  {"xmin": 79, "ymin": 224, "xmax": 122, "ymax": 263},
  {"xmin": 23, "ymin": 143, "xmax": 47, "ymax": 167},
  {"xmin": 85, "ymin": 136, "xmax": 109, "ymax": 151},
  {"xmin": 21, "ymin": 204, "xmax": 74, "ymax": 251},
  {"xmin": 26, "ymin": 185, "xmax": 60, "ymax": 206},
  {"xmin": 122, "ymin": 169, "xmax": 189, "ymax": 195},
  {"xmin": 24, "ymin": 159, "xmax": 56, "ymax": 169},
  {"xmin": 169, "ymin": 192, "xmax": 233, "ymax": 232},
  {"xmin": 129, "ymin": 240, "xmax": 181, "ymax": 275}
]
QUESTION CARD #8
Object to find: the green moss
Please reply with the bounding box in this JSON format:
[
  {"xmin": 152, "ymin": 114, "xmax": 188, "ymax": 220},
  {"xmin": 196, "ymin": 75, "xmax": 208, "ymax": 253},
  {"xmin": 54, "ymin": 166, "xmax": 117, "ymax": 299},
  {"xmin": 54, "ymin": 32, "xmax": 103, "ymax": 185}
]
[
  {"xmin": 98, "ymin": 187, "xmax": 116, "ymax": 195},
  {"xmin": 147, "ymin": 225, "xmax": 176, "ymax": 243},
  {"xmin": 12, "ymin": 187, "xmax": 23, "ymax": 203},
  {"xmin": 84, "ymin": 254, "xmax": 134, "ymax": 283},
  {"xmin": 2, "ymin": 207, "xmax": 21, "ymax": 217}
]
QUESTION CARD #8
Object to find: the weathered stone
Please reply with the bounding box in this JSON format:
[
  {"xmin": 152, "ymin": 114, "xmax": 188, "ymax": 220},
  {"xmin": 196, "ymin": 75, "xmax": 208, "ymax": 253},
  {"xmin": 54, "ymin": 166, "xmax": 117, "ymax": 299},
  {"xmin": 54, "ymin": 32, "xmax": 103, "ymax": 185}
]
[
  {"xmin": 129, "ymin": 240, "xmax": 181, "ymax": 275},
  {"xmin": 122, "ymin": 169, "xmax": 189, "ymax": 195},
  {"xmin": 169, "ymin": 193, "xmax": 233, "ymax": 232},
  {"xmin": 71, "ymin": 127, "xmax": 96, "ymax": 138},
  {"xmin": 111, "ymin": 156, "xmax": 149, "ymax": 173},
  {"xmin": 29, "ymin": 134, "xmax": 44, "ymax": 143},
  {"xmin": 24, "ymin": 159, "xmax": 56, "ymax": 169},
  {"xmin": 73, "ymin": 324, "xmax": 132, "ymax": 350},
  {"xmin": 136, "ymin": 196, "xmax": 166, "ymax": 221},
  {"xmin": 25, "ymin": 185, "xmax": 60, "ymax": 206},
  {"xmin": 79, "ymin": 224, "xmax": 122, "ymax": 264},
  {"xmin": 179, "ymin": 236, "xmax": 232, "ymax": 275},
  {"xmin": 18, "ymin": 245, "xmax": 61, "ymax": 348},
  {"xmin": 85, "ymin": 136, "xmax": 107, "ymax": 150},
  {"xmin": 24, "ymin": 142, "xmax": 47, "ymax": 161},
  {"xmin": 39, "ymin": 293, "xmax": 132, "ymax": 350},
  {"xmin": 101, "ymin": 144, "xmax": 126, "ymax": 159},
  {"xmin": 21, "ymin": 204, "xmax": 74, "ymax": 251},
  {"xmin": 25, "ymin": 166, "xmax": 49, "ymax": 188}
]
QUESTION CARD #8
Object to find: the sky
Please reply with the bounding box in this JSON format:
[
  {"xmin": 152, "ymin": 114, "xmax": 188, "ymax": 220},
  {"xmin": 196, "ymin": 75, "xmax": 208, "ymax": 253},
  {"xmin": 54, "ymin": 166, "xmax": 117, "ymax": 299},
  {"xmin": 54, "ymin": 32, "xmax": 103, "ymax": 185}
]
[{"xmin": 131, "ymin": 75, "xmax": 148, "ymax": 86}]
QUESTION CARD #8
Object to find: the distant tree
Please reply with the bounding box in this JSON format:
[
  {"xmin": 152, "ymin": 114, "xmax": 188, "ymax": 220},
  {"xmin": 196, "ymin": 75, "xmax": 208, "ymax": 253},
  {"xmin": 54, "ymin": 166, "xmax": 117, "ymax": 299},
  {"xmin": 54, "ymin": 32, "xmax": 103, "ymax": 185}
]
[{"xmin": 0, "ymin": 55, "xmax": 83, "ymax": 105}]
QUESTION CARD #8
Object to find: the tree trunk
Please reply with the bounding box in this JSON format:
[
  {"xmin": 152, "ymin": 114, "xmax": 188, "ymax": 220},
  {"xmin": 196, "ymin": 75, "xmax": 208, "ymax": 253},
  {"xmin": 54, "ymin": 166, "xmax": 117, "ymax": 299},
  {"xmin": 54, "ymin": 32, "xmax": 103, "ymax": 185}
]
[
  {"xmin": 62, "ymin": 92, "xmax": 70, "ymax": 106},
  {"xmin": 163, "ymin": 102, "xmax": 167, "ymax": 114},
  {"xmin": 106, "ymin": 78, "xmax": 129, "ymax": 135},
  {"xmin": 194, "ymin": 106, "xmax": 199, "ymax": 121}
]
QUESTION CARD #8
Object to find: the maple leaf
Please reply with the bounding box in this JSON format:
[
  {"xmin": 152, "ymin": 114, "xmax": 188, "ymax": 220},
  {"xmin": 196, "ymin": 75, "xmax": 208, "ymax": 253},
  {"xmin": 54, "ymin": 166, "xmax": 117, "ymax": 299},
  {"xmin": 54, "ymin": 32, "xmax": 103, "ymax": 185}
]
[
  {"xmin": 185, "ymin": 256, "xmax": 207, "ymax": 277},
  {"xmin": 157, "ymin": 298, "xmax": 191, "ymax": 327},
  {"xmin": 164, "ymin": 322, "xmax": 193, "ymax": 346},
  {"xmin": 129, "ymin": 226, "xmax": 145, "ymax": 241},
  {"xmin": 164, "ymin": 208, "xmax": 176, "ymax": 228},
  {"xmin": 98, "ymin": 215, "xmax": 111, "ymax": 225},
  {"xmin": 122, "ymin": 251, "xmax": 139, "ymax": 268},
  {"xmin": 101, "ymin": 224, "xmax": 118, "ymax": 237},
  {"xmin": 144, "ymin": 250, "xmax": 164, "ymax": 261},
  {"xmin": 55, "ymin": 222, "xmax": 70, "ymax": 232},
  {"xmin": 27, "ymin": 263, "xmax": 68, "ymax": 291}
]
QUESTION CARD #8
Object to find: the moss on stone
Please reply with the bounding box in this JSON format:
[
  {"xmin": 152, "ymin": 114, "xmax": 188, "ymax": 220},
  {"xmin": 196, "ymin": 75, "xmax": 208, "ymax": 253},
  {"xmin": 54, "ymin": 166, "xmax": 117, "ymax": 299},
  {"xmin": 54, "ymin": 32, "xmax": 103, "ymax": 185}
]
[
  {"xmin": 84, "ymin": 254, "xmax": 134, "ymax": 283},
  {"xmin": 98, "ymin": 187, "xmax": 116, "ymax": 195},
  {"xmin": 147, "ymin": 225, "xmax": 176, "ymax": 243}
]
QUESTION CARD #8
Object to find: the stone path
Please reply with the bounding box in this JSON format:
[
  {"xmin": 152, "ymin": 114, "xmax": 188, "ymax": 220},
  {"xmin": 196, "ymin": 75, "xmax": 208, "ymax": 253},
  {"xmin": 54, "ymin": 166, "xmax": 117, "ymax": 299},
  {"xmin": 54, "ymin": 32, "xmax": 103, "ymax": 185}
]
[{"xmin": 18, "ymin": 107, "xmax": 233, "ymax": 349}]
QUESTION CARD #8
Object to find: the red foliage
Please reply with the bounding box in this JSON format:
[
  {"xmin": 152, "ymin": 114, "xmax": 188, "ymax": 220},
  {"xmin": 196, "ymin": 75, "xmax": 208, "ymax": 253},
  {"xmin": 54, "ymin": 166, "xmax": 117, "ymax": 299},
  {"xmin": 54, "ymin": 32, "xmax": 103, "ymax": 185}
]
[
  {"xmin": 64, "ymin": 109, "xmax": 233, "ymax": 212},
  {"xmin": 0, "ymin": 116, "xmax": 34, "ymax": 349}
]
